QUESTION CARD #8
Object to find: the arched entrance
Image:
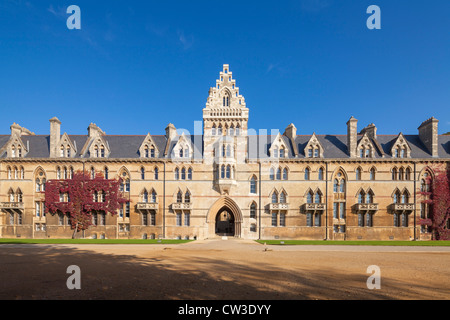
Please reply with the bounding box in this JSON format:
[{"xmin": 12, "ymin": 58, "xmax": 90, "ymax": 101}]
[
  {"xmin": 215, "ymin": 209, "xmax": 235, "ymax": 236},
  {"xmin": 206, "ymin": 197, "xmax": 242, "ymax": 238}
]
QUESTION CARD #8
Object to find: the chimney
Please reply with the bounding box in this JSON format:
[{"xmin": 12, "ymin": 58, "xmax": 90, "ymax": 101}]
[
  {"xmin": 347, "ymin": 116, "xmax": 358, "ymax": 157},
  {"xmin": 360, "ymin": 123, "xmax": 377, "ymax": 140},
  {"xmin": 418, "ymin": 117, "xmax": 439, "ymax": 157},
  {"xmin": 283, "ymin": 123, "xmax": 298, "ymax": 157},
  {"xmin": 283, "ymin": 123, "xmax": 297, "ymax": 140},
  {"xmin": 49, "ymin": 117, "xmax": 61, "ymax": 158},
  {"xmin": 10, "ymin": 123, "xmax": 23, "ymax": 137},
  {"xmin": 88, "ymin": 123, "xmax": 105, "ymax": 138},
  {"xmin": 10, "ymin": 123, "xmax": 34, "ymax": 137},
  {"xmin": 165, "ymin": 123, "xmax": 177, "ymax": 141}
]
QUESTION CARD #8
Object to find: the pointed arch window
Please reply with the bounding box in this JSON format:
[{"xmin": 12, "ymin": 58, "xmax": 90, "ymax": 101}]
[
  {"xmin": 399, "ymin": 168, "xmax": 404, "ymax": 181},
  {"xmin": 250, "ymin": 176, "xmax": 257, "ymax": 194},
  {"xmin": 141, "ymin": 167, "xmax": 145, "ymax": 180},
  {"xmin": 282, "ymin": 168, "xmax": 288, "ymax": 180},
  {"xmin": 229, "ymin": 126, "xmax": 234, "ymax": 136},
  {"xmin": 181, "ymin": 168, "xmax": 186, "ymax": 180},
  {"xmin": 219, "ymin": 165, "xmax": 224, "ymax": 179},
  {"xmin": 270, "ymin": 168, "xmax": 275, "ymax": 181},
  {"xmin": 307, "ymin": 191, "xmax": 313, "ymax": 204},
  {"xmin": 318, "ymin": 167, "xmax": 324, "ymax": 181},
  {"xmin": 154, "ymin": 167, "xmax": 159, "ymax": 180},
  {"xmin": 370, "ymin": 168, "xmax": 376, "ymax": 181},
  {"xmin": 405, "ymin": 167, "xmax": 411, "ymax": 181},
  {"xmin": 212, "ymin": 125, "xmax": 216, "ymax": 136},
  {"xmin": 273, "ymin": 148, "xmax": 279, "ymax": 158},
  {"xmin": 366, "ymin": 191, "xmax": 374, "ymax": 204},
  {"xmin": 151, "ymin": 190, "xmax": 157, "ymax": 203},
  {"xmin": 392, "ymin": 168, "xmax": 398, "ymax": 181},
  {"xmin": 279, "ymin": 192, "xmax": 286, "ymax": 204},
  {"xmin": 314, "ymin": 191, "xmax": 322, "ymax": 204},
  {"xmin": 177, "ymin": 191, "xmax": 183, "ymax": 203},
  {"xmin": 356, "ymin": 168, "xmax": 362, "ymax": 181},
  {"xmin": 276, "ymin": 167, "xmax": 281, "ymax": 180},
  {"xmin": 9, "ymin": 189, "xmax": 15, "ymax": 202},
  {"xmin": 175, "ymin": 168, "xmax": 180, "ymax": 180},
  {"xmin": 187, "ymin": 168, "xmax": 192, "ymax": 180},
  {"xmin": 358, "ymin": 191, "xmax": 365, "ymax": 204},
  {"xmin": 271, "ymin": 192, "xmax": 278, "ymax": 204},
  {"xmin": 143, "ymin": 190, "xmax": 149, "ymax": 203},
  {"xmin": 393, "ymin": 191, "xmax": 401, "ymax": 204},
  {"xmin": 250, "ymin": 203, "xmax": 257, "ymax": 219},
  {"xmin": 304, "ymin": 168, "xmax": 310, "ymax": 181},
  {"xmin": 184, "ymin": 191, "xmax": 190, "ymax": 203}
]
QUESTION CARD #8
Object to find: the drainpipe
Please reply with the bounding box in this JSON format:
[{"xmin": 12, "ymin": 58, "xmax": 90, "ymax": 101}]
[
  {"xmin": 163, "ymin": 161, "xmax": 166, "ymax": 239},
  {"xmin": 413, "ymin": 162, "xmax": 416, "ymax": 240},
  {"xmin": 325, "ymin": 162, "xmax": 328, "ymax": 240},
  {"xmin": 258, "ymin": 160, "xmax": 262, "ymax": 240}
]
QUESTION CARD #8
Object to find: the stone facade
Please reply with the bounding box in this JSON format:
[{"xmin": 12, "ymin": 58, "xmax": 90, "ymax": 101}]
[{"xmin": 1, "ymin": 65, "xmax": 449, "ymax": 241}]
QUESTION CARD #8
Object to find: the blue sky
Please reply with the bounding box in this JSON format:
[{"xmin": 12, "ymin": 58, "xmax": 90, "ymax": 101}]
[{"xmin": 0, "ymin": 0, "xmax": 449, "ymax": 136}]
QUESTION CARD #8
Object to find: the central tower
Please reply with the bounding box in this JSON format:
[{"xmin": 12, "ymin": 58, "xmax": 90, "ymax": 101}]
[{"xmin": 203, "ymin": 64, "xmax": 249, "ymax": 194}]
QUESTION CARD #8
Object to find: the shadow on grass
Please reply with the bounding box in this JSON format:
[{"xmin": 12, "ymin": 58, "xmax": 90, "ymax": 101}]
[{"xmin": 0, "ymin": 245, "xmax": 448, "ymax": 300}]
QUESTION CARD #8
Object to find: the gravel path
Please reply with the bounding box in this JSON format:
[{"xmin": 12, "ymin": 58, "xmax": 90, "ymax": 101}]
[{"xmin": 1, "ymin": 239, "xmax": 449, "ymax": 300}]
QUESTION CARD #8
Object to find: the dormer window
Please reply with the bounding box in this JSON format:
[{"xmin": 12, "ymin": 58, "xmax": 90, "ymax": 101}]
[
  {"xmin": 391, "ymin": 134, "xmax": 411, "ymax": 158},
  {"xmin": 360, "ymin": 146, "xmax": 372, "ymax": 158}
]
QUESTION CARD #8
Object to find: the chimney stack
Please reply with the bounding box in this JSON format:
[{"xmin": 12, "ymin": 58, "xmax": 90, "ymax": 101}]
[
  {"xmin": 283, "ymin": 123, "xmax": 297, "ymax": 140},
  {"xmin": 347, "ymin": 116, "xmax": 358, "ymax": 157},
  {"xmin": 418, "ymin": 117, "xmax": 439, "ymax": 157},
  {"xmin": 165, "ymin": 123, "xmax": 177, "ymax": 141},
  {"xmin": 49, "ymin": 117, "xmax": 61, "ymax": 158},
  {"xmin": 88, "ymin": 123, "xmax": 105, "ymax": 138},
  {"xmin": 360, "ymin": 123, "xmax": 377, "ymax": 140}
]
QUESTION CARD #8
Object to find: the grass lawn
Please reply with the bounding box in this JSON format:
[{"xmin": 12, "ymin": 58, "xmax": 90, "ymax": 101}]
[
  {"xmin": 255, "ymin": 240, "xmax": 450, "ymax": 246},
  {"xmin": 0, "ymin": 238, "xmax": 194, "ymax": 245}
]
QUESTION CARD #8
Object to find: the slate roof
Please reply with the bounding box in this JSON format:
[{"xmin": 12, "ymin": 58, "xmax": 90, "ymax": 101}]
[{"xmin": 0, "ymin": 133, "xmax": 449, "ymax": 159}]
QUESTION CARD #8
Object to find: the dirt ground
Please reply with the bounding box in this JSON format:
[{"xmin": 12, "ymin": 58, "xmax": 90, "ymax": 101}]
[{"xmin": 0, "ymin": 239, "xmax": 449, "ymax": 300}]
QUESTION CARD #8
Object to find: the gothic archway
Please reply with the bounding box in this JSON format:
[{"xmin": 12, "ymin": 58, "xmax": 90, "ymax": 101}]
[{"xmin": 206, "ymin": 197, "xmax": 242, "ymax": 238}]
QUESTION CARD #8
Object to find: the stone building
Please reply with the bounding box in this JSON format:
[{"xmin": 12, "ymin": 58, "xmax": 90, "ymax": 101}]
[{"xmin": 1, "ymin": 65, "xmax": 449, "ymax": 240}]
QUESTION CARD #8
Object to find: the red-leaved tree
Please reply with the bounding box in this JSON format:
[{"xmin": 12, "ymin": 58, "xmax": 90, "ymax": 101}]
[
  {"xmin": 45, "ymin": 170, "xmax": 127, "ymax": 239},
  {"xmin": 418, "ymin": 168, "xmax": 450, "ymax": 240}
]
